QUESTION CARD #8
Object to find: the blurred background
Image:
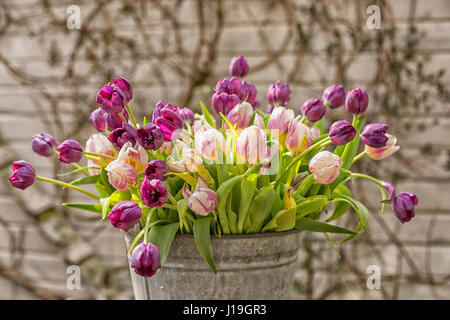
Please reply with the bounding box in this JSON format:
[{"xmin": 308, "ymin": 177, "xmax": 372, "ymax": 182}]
[{"xmin": 0, "ymin": 0, "xmax": 449, "ymax": 299}]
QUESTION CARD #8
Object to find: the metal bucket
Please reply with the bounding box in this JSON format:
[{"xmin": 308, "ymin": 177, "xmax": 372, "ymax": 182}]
[{"xmin": 124, "ymin": 229, "xmax": 302, "ymax": 300}]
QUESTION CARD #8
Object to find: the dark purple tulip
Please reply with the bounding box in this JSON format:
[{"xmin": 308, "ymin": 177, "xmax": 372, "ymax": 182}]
[
  {"xmin": 154, "ymin": 106, "xmax": 184, "ymax": 142},
  {"xmin": 267, "ymin": 80, "xmax": 291, "ymax": 107},
  {"xmin": 214, "ymin": 77, "xmax": 242, "ymax": 97},
  {"xmin": 108, "ymin": 123, "xmax": 137, "ymax": 150},
  {"xmin": 31, "ymin": 133, "xmax": 57, "ymax": 157},
  {"xmin": 105, "ymin": 109, "xmax": 129, "ymax": 131},
  {"xmin": 140, "ymin": 178, "xmax": 168, "ymax": 207},
  {"xmin": 152, "ymin": 101, "xmax": 166, "ymax": 123},
  {"xmin": 145, "ymin": 160, "xmax": 169, "ymax": 181},
  {"xmin": 56, "ymin": 139, "xmax": 83, "ymax": 163},
  {"xmin": 178, "ymin": 107, "xmax": 194, "ymax": 125},
  {"xmin": 241, "ymin": 81, "xmax": 257, "ymax": 106},
  {"xmin": 96, "ymin": 77, "xmax": 133, "ymax": 114},
  {"xmin": 130, "ymin": 242, "xmax": 161, "ymax": 277},
  {"xmin": 108, "ymin": 201, "xmax": 142, "ymax": 232},
  {"xmin": 136, "ymin": 123, "xmax": 164, "ymax": 150},
  {"xmin": 9, "ymin": 160, "xmax": 36, "ymax": 190},
  {"xmin": 90, "ymin": 108, "xmax": 106, "ymax": 132},
  {"xmin": 229, "ymin": 56, "xmax": 249, "ymax": 77},
  {"xmin": 329, "ymin": 120, "xmax": 356, "ymax": 145},
  {"xmin": 301, "ymin": 98, "xmax": 326, "ymax": 122},
  {"xmin": 345, "ymin": 88, "xmax": 369, "ymax": 114},
  {"xmin": 361, "ymin": 123, "xmax": 389, "ymax": 148},
  {"xmin": 382, "ymin": 182, "xmax": 395, "ymax": 201},
  {"xmin": 392, "ymin": 192, "xmax": 418, "ymax": 223},
  {"xmin": 322, "ymin": 85, "xmax": 346, "ymax": 109},
  {"xmin": 211, "ymin": 92, "xmax": 240, "ymax": 116}
]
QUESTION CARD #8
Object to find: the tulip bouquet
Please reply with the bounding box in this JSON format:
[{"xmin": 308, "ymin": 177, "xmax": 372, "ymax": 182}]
[{"xmin": 9, "ymin": 56, "xmax": 418, "ymax": 277}]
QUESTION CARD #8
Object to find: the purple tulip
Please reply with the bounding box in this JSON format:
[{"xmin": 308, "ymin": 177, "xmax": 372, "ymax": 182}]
[
  {"xmin": 229, "ymin": 56, "xmax": 249, "ymax": 77},
  {"xmin": 9, "ymin": 160, "xmax": 36, "ymax": 190},
  {"xmin": 136, "ymin": 123, "xmax": 164, "ymax": 150},
  {"xmin": 140, "ymin": 178, "xmax": 168, "ymax": 207},
  {"xmin": 382, "ymin": 182, "xmax": 395, "ymax": 201},
  {"xmin": 329, "ymin": 120, "xmax": 356, "ymax": 145},
  {"xmin": 130, "ymin": 242, "xmax": 161, "ymax": 277},
  {"xmin": 267, "ymin": 81, "xmax": 291, "ymax": 107},
  {"xmin": 154, "ymin": 105, "xmax": 184, "ymax": 142},
  {"xmin": 108, "ymin": 201, "xmax": 142, "ymax": 231},
  {"xmin": 152, "ymin": 101, "xmax": 166, "ymax": 123},
  {"xmin": 345, "ymin": 88, "xmax": 369, "ymax": 114},
  {"xmin": 322, "ymin": 85, "xmax": 346, "ymax": 109},
  {"xmin": 108, "ymin": 123, "xmax": 137, "ymax": 150},
  {"xmin": 361, "ymin": 123, "xmax": 389, "ymax": 148},
  {"xmin": 104, "ymin": 109, "xmax": 129, "ymax": 131},
  {"xmin": 179, "ymin": 107, "xmax": 194, "ymax": 125},
  {"xmin": 31, "ymin": 133, "xmax": 57, "ymax": 157},
  {"xmin": 301, "ymin": 98, "xmax": 326, "ymax": 122},
  {"xmin": 56, "ymin": 139, "xmax": 83, "ymax": 163},
  {"xmin": 240, "ymin": 81, "xmax": 257, "ymax": 107},
  {"xmin": 211, "ymin": 92, "xmax": 240, "ymax": 116},
  {"xmin": 214, "ymin": 77, "xmax": 242, "ymax": 97},
  {"xmin": 90, "ymin": 108, "xmax": 107, "ymax": 132},
  {"xmin": 392, "ymin": 192, "xmax": 418, "ymax": 223},
  {"xmin": 96, "ymin": 77, "xmax": 133, "ymax": 114},
  {"xmin": 145, "ymin": 160, "xmax": 169, "ymax": 181}
]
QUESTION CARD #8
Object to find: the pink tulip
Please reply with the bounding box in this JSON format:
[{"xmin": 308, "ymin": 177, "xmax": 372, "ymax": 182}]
[
  {"xmin": 268, "ymin": 106, "xmax": 295, "ymax": 134},
  {"xmin": 85, "ymin": 134, "xmax": 116, "ymax": 175},
  {"xmin": 226, "ymin": 102, "xmax": 253, "ymax": 130},
  {"xmin": 183, "ymin": 186, "xmax": 218, "ymax": 216},
  {"xmin": 236, "ymin": 126, "xmax": 269, "ymax": 164},
  {"xmin": 285, "ymin": 119, "xmax": 312, "ymax": 155},
  {"xmin": 309, "ymin": 151, "xmax": 342, "ymax": 184},
  {"xmin": 253, "ymin": 113, "xmax": 265, "ymax": 130},
  {"xmin": 365, "ymin": 134, "xmax": 400, "ymax": 160},
  {"xmin": 194, "ymin": 128, "xmax": 226, "ymax": 162},
  {"xmin": 106, "ymin": 160, "xmax": 138, "ymax": 191},
  {"xmin": 117, "ymin": 142, "xmax": 148, "ymax": 174}
]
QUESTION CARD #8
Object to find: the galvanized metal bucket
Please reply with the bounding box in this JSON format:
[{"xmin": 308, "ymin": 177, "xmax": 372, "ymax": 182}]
[{"xmin": 123, "ymin": 229, "xmax": 302, "ymax": 300}]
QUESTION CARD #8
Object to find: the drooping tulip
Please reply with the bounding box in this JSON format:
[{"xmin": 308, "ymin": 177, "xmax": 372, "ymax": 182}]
[
  {"xmin": 365, "ymin": 134, "xmax": 400, "ymax": 160},
  {"xmin": 268, "ymin": 106, "xmax": 295, "ymax": 134},
  {"xmin": 301, "ymin": 98, "xmax": 326, "ymax": 122},
  {"xmin": 145, "ymin": 160, "xmax": 169, "ymax": 181},
  {"xmin": 108, "ymin": 201, "xmax": 142, "ymax": 231},
  {"xmin": 226, "ymin": 102, "xmax": 253, "ymax": 130},
  {"xmin": 322, "ymin": 85, "xmax": 346, "ymax": 109},
  {"xmin": 285, "ymin": 119, "xmax": 312, "ymax": 155},
  {"xmin": 90, "ymin": 108, "xmax": 106, "ymax": 132},
  {"xmin": 183, "ymin": 186, "xmax": 218, "ymax": 216},
  {"xmin": 108, "ymin": 123, "xmax": 137, "ymax": 150},
  {"xmin": 345, "ymin": 88, "xmax": 369, "ymax": 114},
  {"xmin": 31, "ymin": 133, "xmax": 57, "ymax": 157},
  {"xmin": 9, "ymin": 160, "xmax": 36, "ymax": 190},
  {"xmin": 85, "ymin": 134, "xmax": 116, "ymax": 174},
  {"xmin": 130, "ymin": 242, "xmax": 161, "ymax": 277},
  {"xmin": 392, "ymin": 192, "xmax": 418, "ymax": 223},
  {"xmin": 236, "ymin": 126, "xmax": 269, "ymax": 164},
  {"xmin": 56, "ymin": 139, "xmax": 83, "ymax": 164},
  {"xmin": 267, "ymin": 81, "xmax": 291, "ymax": 107},
  {"xmin": 136, "ymin": 123, "xmax": 164, "ymax": 150},
  {"xmin": 117, "ymin": 142, "xmax": 148, "ymax": 174},
  {"xmin": 96, "ymin": 77, "xmax": 133, "ymax": 114},
  {"xmin": 106, "ymin": 160, "xmax": 138, "ymax": 191},
  {"xmin": 229, "ymin": 56, "xmax": 249, "ymax": 77},
  {"xmin": 140, "ymin": 178, "xmax": 168, "ymax": 207},
  {"xmin": 195, "ymin": 128, "xmax": 226, "ymax": 162},
  {"xmin": 361, "ymin": 123, "xmax": 389, "ymax": 148},
  {"xmin": 329, "ymin": 120, "xmax": 356, "ymax": 145},
  {"xmin": 309, "ymin": 151, "xmax": 342, "ymax": 185}
]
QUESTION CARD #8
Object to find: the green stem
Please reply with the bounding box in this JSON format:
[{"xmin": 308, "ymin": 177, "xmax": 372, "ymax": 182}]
[
  {"xmin": 72, "ymin": 163, "xmax": 89, "ymax": 176},
  {"xmin": 353, "ymin": 151, "xmax": 367, "ymax": 163},
  {"xmin": 83, "ymin": 151, "xmax": 116, "ymax": 160},
  {"xmin": 168, "ymin": 193, "xmax": 178, "ymax": 206},
  {"xmin": 351, "ymin": 173, "xmax": 383, "ymax": 187},
  {"xmin": 36, "ymin": 176, "xmax": 100, "ymax": 200},
  {"xmin": 143, "ymin": 208, "xmax": 155, "ymax": 244},
  {"xmin": 125, "ymin": 104, "xmax": 138, "ymax": 129}
]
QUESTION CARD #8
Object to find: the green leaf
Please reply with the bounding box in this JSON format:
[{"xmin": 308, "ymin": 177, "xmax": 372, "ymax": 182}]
[
  {"xmin": 128, "ymin": 220, "xmax": 173, "ymax": 255},
  {"xmin": 193, "ymin": 217, "xmax": 216, "ymax": 273},
  {"xmin": 296, "ymin": 195, "xmax": 329, "ymax": 219},
  {"xmin": 245, "ymin": 185, "xmax": 275, "ymax": 233},
  {"xmin": 262, "ymin": 207, "xmax": 296, "ymax": 232},
  {"xmin": 295, "ymin": 218, "xmax": 355, "ymax": 234},
  {"xmin": 216, "ymin": 175, "xmax": 242, "ymax": 234},
  {"xmin": 237, "ymin": 172, "xmax": 258, "ymax": 233},
  {"xmin": 100, "ymin": 168, "xmax": 114, "ymax": 195},
  {"xmin": 148, "ymin": 222, "xmax": 180, "ymax": 265},
  {"xmin": 200, "ymin": 101, "xmax": 216, "ymax": 128},
  {"xmin": 177, "ymin": 199, "xmax": 188, "ymax": 233},
  {"xmin": 70, "ymin": 175, "xmax": 100, "ymax": 186},
  {"xmin": 58, "ymin": 167, "xmax": 100, "ymax": 177},
  {"xmin": 62, "ymin": 203, "xmax": 102, "ymax": 214},
  {"xmin": 100, "ymin": 197, "xmax": 111, "ymax": 220},
  {"xmin": 333, "ymin": 193, "xmax": 370, "ymax": 229},
  {"xmin": 327, "ymin": 185, "xmax": 352, "ymax": 222}
]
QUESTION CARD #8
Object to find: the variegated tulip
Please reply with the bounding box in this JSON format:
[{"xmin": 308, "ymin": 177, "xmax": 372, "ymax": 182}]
[
  {"xmin": 183, "ymin": 185, "xmax": 218, "ymax": 216},
  {"xmin": 365, "ymin": 134, "xmax": 400, "ymax": 160},
  {"xmin": 236, "ymin": 126, "xmax": 269, "ymax": 164},
  {"xmin": 268, "ymin": 106, "xmax": 295, "ymax": 134},
  {"xmin": 226, "ymin": 102, "xmax": 253, "ymax": 130},
  {"xmin": 117, "ymin": 142, "xmax": 148, "ymax": 174},
  {"xmin": 181, "ymin": 147, "xmax": 203, "ymax": 173},
  {"xmin": 195, "ymin": 128, "xmax": 226, "ymax": 162},
  {"xmin": 106, "ymin": 160, "xmax": 138, "ymax": 191},
  {"xmin": 253, "ymin": 113, "xmax": 265, "ymax": 130},
  {"xmin": 309, "ymin": 151, "xmax": 342, "ymax": 185},
  {"xmin": 85, "ymin": 134, "xmax": 116, "ymax": 175},
  {"xmin": 285, "ymin": 119, "xmax": 312, "ymax": 155}
]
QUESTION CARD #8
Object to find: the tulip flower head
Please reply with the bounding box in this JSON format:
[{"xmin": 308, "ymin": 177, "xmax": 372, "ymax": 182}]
[
  {"xmin": 212, "ymin": 92, "xmax": 240, "ymax": 116},
  {"xmin": 253, "ymin": 113, "xmax": 265, "ymax": 130},
  {"xmin": 240, "ymin": 81, "xmax": 258, "ymax": 107},
  {"xmin": 229, "ymin": 56, "xmax": 249, "ymax": 77},
  {"xmin": 365, "ymin": 134, "xmax": 400, "ymax": 160},
  {"xmin": 361, "ymin": 123, "xmax": 389, "ymax": 148},
  {"xmin": 392, "ymin": 192, "xmax": 418, "ymax": 223},
  {"xmin": 268, "ymin": 106, "xmax": 295, "ymax": 135},
  {"xmin": 153, "ymin": 104, "xmax": 184, "ymax": 142},
  {"xmin": 104, "ymin": 109, "xmax": 129, "ymax": 131},
  {"xmin": 195, "ymin": 128, "xmax": 226, "ymax": 162},
  {"xmin": 329, "ymin": 120, "xmax": 356, "ymax": 145},
  {"xmin": 9, "ymin": 160, "xmax": 36, "ymax": 190},
  {"xmin": 345, "ymin": 88, "xmax": 369, "ymax": 114},
  {"xmin": 108, "ymin": 123, "xmax": 137, "ymax": 150},
  {"xmin": 285, "ymin": 119, "xmax": 312, "ymax": 155},
  {"xmin": 183, "ymin": 184, "xmax": 218, "ymax": 216},
  {"xmin": 85, "ymin": 134, "xmax": 116, "ymax": 174},
  {"xmin": 382, "ymin": 182, "xmax": 395, "ymax": 201},
  {"xmin": 226, "ymin": 102, "xmax": 253, "ymax": 130},
  {"xmin": 136, "ymin": 123, "xmax": 164, "ymax": 150},
  {"xmin": 179, "ymin": 107, "xmax": 195, "ymax": 125},
  {"xmin": 57, "ymin": 139, "xmax": 83, "ymax": 164},
  {"xmin": 301, "ymin": 98, "xmax": 326, "ymax": 122},
  {"xmin": 140, "ymin": 178, "xmax": 168, "ymax": 207},
  {"xmin": 309, "ymin": 151, "xmax": 342, "ymax": 184},
  {"xmin": 96, "ymin": 77, "xmax": 133, "ymax": 114},
  {"xmin": 322, "ymin": 85, "xmax": 346, "ymax": 109},
  {"xmin": 145, "ymin": 159, "xmax": 169, "ymax": 181},
  {"xmin": 130, "ymin": 242, "xmax": 161, "ymax": 277},
  {"xmin": 106, "ymin": 160, "xmax": 138, "ymax": 191},
  {"xmin": 108, "ymin": 201, "xmax": 142, "ymax": 231},
  {"xmin": 31, "ymin": 133, "xmax": 57, "ymax": 157},
  {"xmin": 90, "ymin": 108, "xmax": 107, "ymax": 132},
  {"xmin": 267, "ymin": 81, "xmax": 291, "ymax": 107},
  {"xmin": 117, "ymin": 142, "xmax": 148, "ymax": 174},
  {"xmin": 236, "ymin": 126, "xmax": 270, "ymax": 165}
]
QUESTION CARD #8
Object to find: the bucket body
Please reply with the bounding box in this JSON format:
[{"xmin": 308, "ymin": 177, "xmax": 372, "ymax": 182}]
[{"xmin": 124, "ymin": 230, "xmax": 301, "ymax": 300}]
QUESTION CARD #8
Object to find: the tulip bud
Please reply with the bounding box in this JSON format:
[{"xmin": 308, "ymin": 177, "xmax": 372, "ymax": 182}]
[
  {"xmin": 365, "ymin": 134, "xmax": 400, "ymax": 160},
  {"xmin": 301, "ymin": 98, "xmax": 326, "ymax": 122},
  {"xmin": 9, "ymin": 160, "xmax": 36, "ymax": 190},
  {"xmin": 322, "ymin": 85, "xmax": 345, "ymax": 109},
  {"xmin": 226, "ymin": 102, "xmax": 253, "ymax": 129},
  {"xmin": 86, "ymin": 134, "xmax": 116, "ymax": 174},
  {"xmin": 90, "ymin": 108, "xmax": 106, "ymax": 132},
  {"xmin": 214, "ymin": 77, "xmax": 242, "ymax": 96},
  {"xmin": 145, "ymin": 159, "xmax": 169, "ymax": 181},
  {"xmin": 31, "ymin": 133, "xmax": 57, "ymax": 157},
  {"xmin": 96, "ymin": 77, "xmax": 133, "ymax": 114},
  {"xmin": 117, "ymin": 142, "xmax": 148, "ymax": 174},
  {"xmin": 179, "ymin": 107, "xmax": 195, "ymax": 125},
  {"xmin": 382, "ymin": 182, "xmax": 395, "ymax": 201},
  {"xmin": 211, "ymin": 92, "xmax": 240, "ymax": 116},
  {"xmin": 268, "ymin": 106, "xmax": 295, "ymax": 134},
  {"xmin": 309, "ymin": 151, "xmax": 342, "ymax": 185},
  {"xmin": 130, "ymin": 242, "xmax": 161, "ymax": 277},
  {"xmin": 108, "ymin": 201, "xmax": 142, "ymax": 231},
  {"xmin": 104, "ymin": 108, "xmax": 129, "ymax": 131},
  {"xmin": 345, "ymin": 88, "xmax": 369, "ymax": 114},
  {"xmin": 195, "ymin": 128, "xmax": 226, "ymax": 162},
  {"xmin": 392, "ymin": 192, "xmax": 418, "ymax": 223},
  {"xmin": 329, "ymin": 120, "xmax": 356, "ymax": 145},
  {"xmin": 106, "ymin": 160, "xmax": 138, "ymax": 191},
  {"xmin": 140, "ymin": 178, "xmax": 168, "ymax": 207},
  {"xmin": 361, "ymin": 123, "xmax": 389, "ymax": 148},
  {"xmin": 285, "ymin": 120, "xmax": 312, "ymax": 155},
  {"xmin": 253, "ymin": 113, "xmax": 265, "ymax": 130},
  {"xmin": 241, "ymin": 81, "xmax": 257, "ymax": 107},
  {"xmin": 183, "ymin": 186, "xmax": 218, "ymax": 216},
  {"xmin": 57, "ymin": 139, "xmax": 83, "ymax": 164},
  {"xmin": 136, "ymin": 123, "xmax": 164, "ymax": 150},
  {"xmin": 229, "ymin": 56, "xmax": 249, "ymax": 77},
  {"xmin": 267, "ymin": 81, "xmax": 291, "ymax": 107},
  {"xmin": 154, "ymin": 105, "xmax": 184, "ymax": 142},
  {"xmin": 236, "ymin": 126, "xmax": 269, "ymax": 164},
  {"xmin": 108, "ymin": 123, "xmax": 137, "ymax": 150}
]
